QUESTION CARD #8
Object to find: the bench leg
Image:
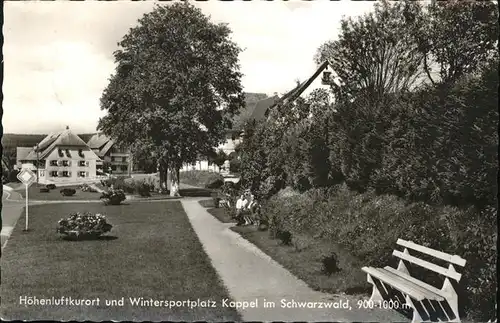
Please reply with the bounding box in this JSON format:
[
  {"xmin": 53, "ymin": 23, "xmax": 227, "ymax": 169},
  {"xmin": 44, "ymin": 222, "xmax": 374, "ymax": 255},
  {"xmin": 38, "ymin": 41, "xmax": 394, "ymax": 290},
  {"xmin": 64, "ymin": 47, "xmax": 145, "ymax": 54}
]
[
  {"xmin": 366, "ymin": 274, "xmax": 384, "ymax": 303},
  {"xmin": 405, "ymin": 294, "xmax": 425, "ymax": 323},
  {"xmin": 441, "ymin": 278, "xmax": 460, "ymax": 322}
]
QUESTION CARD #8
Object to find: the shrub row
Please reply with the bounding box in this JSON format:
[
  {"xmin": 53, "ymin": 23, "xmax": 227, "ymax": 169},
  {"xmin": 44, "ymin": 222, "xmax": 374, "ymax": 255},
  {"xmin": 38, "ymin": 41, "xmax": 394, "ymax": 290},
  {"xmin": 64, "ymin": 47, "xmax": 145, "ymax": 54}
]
[
  {"xmin": 265, "ymin": 185, "xmax": 497, "ymax": 320},
  {"xmin": 102, "ymin": 176, "xmax": 159, "ymax": 197},
  {"xmin": 239, "ymin": 61, "xmax": 498, "ymax": 209}
]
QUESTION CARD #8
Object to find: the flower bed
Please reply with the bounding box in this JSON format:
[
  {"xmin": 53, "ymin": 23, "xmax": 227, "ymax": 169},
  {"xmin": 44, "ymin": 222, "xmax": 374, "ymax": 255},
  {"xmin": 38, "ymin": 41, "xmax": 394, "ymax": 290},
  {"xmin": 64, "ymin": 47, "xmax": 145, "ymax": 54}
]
[
  {"xmin": 79, "ymin": 184, "xmax": 98, "ymax": 193},
  {"xmin": 56, "ymin": 212, "xmax": 112, "ymax": 240},
  {"xmin": 100, "ymin": 188, "xmax": 126, "ymax": 205}
]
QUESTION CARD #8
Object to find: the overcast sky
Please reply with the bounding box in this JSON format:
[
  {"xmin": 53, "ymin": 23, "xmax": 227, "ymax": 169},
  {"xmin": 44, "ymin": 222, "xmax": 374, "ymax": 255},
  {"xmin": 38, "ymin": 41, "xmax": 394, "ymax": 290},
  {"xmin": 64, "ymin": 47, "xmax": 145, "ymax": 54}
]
[{"xmin": 3, "ymin": 0, "xmax": 375, "ymax": 134}]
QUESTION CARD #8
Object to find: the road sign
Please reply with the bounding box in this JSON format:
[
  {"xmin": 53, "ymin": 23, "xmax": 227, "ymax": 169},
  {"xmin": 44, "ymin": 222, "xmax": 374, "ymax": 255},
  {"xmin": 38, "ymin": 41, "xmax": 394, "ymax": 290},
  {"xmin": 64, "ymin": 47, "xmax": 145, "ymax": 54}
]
[
  {"xmin": 17, "ymin": 168, "xmax": 36, "ymax": 232},
  {"xmin": 17, "ymin": 168, "xmax": 36, "ymax": 187}
]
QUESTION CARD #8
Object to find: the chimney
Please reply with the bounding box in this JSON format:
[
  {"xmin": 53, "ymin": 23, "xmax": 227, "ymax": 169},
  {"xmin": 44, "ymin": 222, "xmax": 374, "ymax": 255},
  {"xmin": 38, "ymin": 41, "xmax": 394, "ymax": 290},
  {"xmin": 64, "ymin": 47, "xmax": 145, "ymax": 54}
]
[{"xmin": 66, "ymin": 125, "xmax": 69, "ymax": 130}]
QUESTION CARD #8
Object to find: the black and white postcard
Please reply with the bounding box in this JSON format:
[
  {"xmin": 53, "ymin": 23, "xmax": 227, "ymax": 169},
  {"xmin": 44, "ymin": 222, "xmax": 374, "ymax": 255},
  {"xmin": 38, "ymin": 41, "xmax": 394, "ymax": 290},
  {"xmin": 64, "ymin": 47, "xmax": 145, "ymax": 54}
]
[{"xmin": 1, "ymin": 1, "xmax": 498, "ymax": 322}]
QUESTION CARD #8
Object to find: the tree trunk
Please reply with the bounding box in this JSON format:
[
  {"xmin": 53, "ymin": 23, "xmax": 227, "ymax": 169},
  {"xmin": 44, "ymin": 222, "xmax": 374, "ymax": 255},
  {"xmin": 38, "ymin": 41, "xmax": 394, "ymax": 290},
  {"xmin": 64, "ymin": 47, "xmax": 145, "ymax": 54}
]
[
  {"xmin": 158, "ymin": 158, "xmax": 169, "ymax": 193},
  {"xmin": 170, "ymin": 166, "xmax": 181, "ymax": 197}
]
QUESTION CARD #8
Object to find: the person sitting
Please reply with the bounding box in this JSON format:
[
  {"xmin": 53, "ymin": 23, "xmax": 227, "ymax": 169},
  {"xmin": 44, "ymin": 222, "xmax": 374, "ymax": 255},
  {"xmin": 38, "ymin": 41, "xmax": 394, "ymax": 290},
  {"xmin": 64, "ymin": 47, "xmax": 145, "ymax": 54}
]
[
  {"xmin": 235, "ymin": 194, "xmax": 247, "ymax": 226},
  {"xmin": 245, "ymin": 193, "xmax": 257, "ymax": 225}
]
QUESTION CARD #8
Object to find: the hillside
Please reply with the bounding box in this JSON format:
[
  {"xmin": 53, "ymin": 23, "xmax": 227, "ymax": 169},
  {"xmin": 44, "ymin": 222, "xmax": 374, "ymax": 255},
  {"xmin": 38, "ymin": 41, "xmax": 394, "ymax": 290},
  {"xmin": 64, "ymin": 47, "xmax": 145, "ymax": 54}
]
[{"xmin": 1, "ymin": 133, "xmax": 95, "ymax": 149}]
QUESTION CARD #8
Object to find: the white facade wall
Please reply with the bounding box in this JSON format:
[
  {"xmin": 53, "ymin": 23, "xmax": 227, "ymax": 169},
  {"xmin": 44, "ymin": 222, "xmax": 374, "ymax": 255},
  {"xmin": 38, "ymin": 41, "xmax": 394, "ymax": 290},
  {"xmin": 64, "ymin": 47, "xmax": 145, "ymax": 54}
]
[{"xmin": 41, "ymin": 146, "xmax": 100, "ymax": 184}]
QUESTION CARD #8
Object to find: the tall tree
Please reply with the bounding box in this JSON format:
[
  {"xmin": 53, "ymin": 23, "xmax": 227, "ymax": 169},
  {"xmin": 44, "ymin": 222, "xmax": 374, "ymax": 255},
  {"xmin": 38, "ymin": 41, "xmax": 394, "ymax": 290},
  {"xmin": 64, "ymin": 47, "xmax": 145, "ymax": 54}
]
[
  {"xmin": 98, "ymin": 3, "xmax": 244, "ymax": 196},
  {"xmin": 315, "ymin": 1, "xmax": 425, "ymax": 105},
  {"xmin": 417, "ymin": 0, "xmax": 498, "ymax": 85}
]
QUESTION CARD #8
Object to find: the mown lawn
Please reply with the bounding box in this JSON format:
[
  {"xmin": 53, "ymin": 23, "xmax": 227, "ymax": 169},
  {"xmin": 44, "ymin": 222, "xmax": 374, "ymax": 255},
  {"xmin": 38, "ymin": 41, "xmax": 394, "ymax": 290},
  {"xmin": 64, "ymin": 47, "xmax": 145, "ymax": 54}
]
[
  {"xmin": 230, "ymin": 226, "xmax": 371, "ymax": 298},
  {"xmin": 198, "ymin": 200, "xmax": 236, "ymax": 224},
  {"xmin": 199, "ymin": 198, "xmax": 371, "ymax": 298},
  {"xmin": 18, "ymin": 184, "xmax": 101, "ymax": 201},
  {"xmin": 1, "ymin": 201, "xmax": 241, "ymax": 321}
]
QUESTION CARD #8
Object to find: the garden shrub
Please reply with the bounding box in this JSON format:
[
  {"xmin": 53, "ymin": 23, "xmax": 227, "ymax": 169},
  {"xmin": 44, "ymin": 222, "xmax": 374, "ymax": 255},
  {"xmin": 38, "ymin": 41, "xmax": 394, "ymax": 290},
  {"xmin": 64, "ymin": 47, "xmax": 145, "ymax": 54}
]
[
  {"xmin": 276, "ymin": 230, "xmax": 292, "ymax": 246},
  {"xmin": 60, "ymin": 188, "xmax": 76, "ymax": 196},
  {"xmin": 322, "ymin": 252, "xmax": 341, "ymax": 275},
  {"xmin": 46, "ymin": 184, "xmax": 56, "ymax": 189},
  {"xmin": 100, "ymin": 189, "xmax": 126, "ymax": 205},
  {"xmin": 206, "ymin": 178, "xmax": 224, "ymax": 189},
  {"xmin": 136, "ymin": 182, "xmax": 152, "ymax": 197}
]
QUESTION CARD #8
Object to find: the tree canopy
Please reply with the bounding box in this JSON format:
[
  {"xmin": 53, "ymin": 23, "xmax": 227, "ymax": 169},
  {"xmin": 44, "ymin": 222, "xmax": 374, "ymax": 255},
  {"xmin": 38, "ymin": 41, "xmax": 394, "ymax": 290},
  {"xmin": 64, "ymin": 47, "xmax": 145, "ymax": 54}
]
[
  {"xmin": 98, "ymin": 2, "xmax": 244, "ymax": 193},
  {"xmin": 315, "ymin": 0, "xmax": 498, "ymax": 103}
]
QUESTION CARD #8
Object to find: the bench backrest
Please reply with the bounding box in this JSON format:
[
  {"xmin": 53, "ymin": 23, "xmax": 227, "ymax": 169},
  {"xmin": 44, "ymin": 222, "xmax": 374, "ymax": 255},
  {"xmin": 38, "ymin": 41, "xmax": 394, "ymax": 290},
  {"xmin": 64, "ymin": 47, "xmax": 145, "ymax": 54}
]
[{"xmin": 393, "ymin": 238, "xmax": 466, "ymax": 282}]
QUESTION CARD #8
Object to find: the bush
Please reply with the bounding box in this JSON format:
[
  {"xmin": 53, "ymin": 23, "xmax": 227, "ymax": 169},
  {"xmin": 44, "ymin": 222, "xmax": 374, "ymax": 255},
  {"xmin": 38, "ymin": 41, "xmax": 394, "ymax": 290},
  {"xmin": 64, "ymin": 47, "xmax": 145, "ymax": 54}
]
[
  {"xmin": 136, "ymin": 182, "xmax": 151, "ymax": 197},
  {"xmin": 46, "ymin": 184, "xmax": 56, "ymax": 189},
  {"xmin": 205, "ymin": 178, "xmax": 224, "ymax": 189},
  {"xmin": 180, "ymin": 170, "xmax": 224, "ymax": 188},
  {"xmin": 60, "ymin": 188, "xmax": 76, "ymax": 196},
  {"xmin": 100, "ymin": 189, "xmax": 126, "ymax": 205},
  {"xmin": 276, "ymin": 230, "xmax": 292, "ymax": 245},
  {"xmin": 322, "ymin": 252, "xmax": 341, "ymax": 275},
  {"xmin": 56, "ymin": 212, "xmax": 112, "ymax": 240}
]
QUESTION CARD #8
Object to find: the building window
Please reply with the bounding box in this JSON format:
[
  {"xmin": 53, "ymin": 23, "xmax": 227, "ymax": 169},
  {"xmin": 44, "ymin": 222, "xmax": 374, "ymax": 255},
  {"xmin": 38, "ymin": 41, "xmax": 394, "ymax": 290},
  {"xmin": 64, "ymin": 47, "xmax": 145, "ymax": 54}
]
[
  {"xmin": 122, "ymin": 157, "xmax": 127, "ymax": 162},
  {"xmin": 50, "ymin": 160, "xmax": 58, "ymax": 166},
  {"xmin": 78, "ymin": 149, "xmax": 84, "ymax": 158},
  {"xmin": 111, "ymin": 165, "xmax": 117, "ymax": 171},
  {"xmin": 79, "ymin": 171, "xmax": 86, "ymax": 177},
  {"xmin": 62, "ymin": 171, "xmax": 70, "ymax": 177},
  {"xmin": 51, "ymin": 171, "xmax": 58, "ymax": 177},
  {"xmin": 66, "ymin": 149, "xmax": 71, "ymax": 158},
  {"xmin": 121, "ymin": 165, "xmax": 128, "ymax": 172},
  {"xmin": 62, "ymin": 160, "xmax": 70, "ymax": 167},
  {"xmin": 58, "ymin": 149, "xmax": 64, "ymax": 157},
  {"xmin": 79, "ymin": 160, "xmax": 86, "ymax": 167},
  {"xmin": 111, "ymin": 156, "xmax": 115, "ymax": 162}
]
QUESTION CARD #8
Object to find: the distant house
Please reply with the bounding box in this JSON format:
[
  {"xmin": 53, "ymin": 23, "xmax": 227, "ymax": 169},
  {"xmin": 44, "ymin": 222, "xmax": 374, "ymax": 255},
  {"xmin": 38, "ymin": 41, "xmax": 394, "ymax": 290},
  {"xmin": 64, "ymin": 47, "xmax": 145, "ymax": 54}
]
[
  {"xmin": 87, "ymin": 133, "xmax": 132, "ymax": 175},
  {"xmin": 19, "ymin": 126, "xmax": 101, "ymax": 184},
  {"xmin": 182, "ymin": 92, "xmax": 271, "ymax": 172}
]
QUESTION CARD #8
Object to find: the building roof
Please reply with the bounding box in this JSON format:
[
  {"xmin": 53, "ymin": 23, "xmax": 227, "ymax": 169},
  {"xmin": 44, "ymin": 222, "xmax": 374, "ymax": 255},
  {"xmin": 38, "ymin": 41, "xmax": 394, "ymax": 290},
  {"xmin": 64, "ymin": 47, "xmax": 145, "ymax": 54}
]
[
  {"xmin": 87, "ymin": 133, "xmax": 116, "ymax": 157},
  {"xmin": 16, "ymin": 147, "xmax": 33, "ymax": 161},
  {"xmin": 264, "ymin": 61, "xmax": 330, "ymax": 117},
  {"xmin": 25, "ymin": 126, "xmax": 89, "ymax": 160},
  {"xmin": 229, "ymin": 92, "xmax": 269, "ymax": 131},
  {"xmin": 250, "ymin": 95, "xmax": 280, "ymax": 121}
]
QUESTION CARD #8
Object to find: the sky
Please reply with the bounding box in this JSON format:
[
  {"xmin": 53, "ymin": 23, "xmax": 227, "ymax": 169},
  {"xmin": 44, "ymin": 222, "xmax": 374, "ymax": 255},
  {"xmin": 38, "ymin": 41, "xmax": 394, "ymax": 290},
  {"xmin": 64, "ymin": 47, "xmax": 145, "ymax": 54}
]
[{"xmin": 2, "ymin": 0, "xmax": 376, "ymax": 134}]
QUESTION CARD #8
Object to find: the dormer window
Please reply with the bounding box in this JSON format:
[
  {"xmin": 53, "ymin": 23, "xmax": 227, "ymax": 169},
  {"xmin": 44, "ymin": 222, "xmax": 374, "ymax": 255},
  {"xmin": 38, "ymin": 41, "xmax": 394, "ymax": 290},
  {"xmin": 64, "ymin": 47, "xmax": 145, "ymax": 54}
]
[
  {"xmin": 78, "ymin": 149, "xmax": 84, "ymax": 158},
  {"xmin": 58, "ymin": 149, "xmax": 64, "ymax": 157},
  {"xmin": 66, "ymin": 149, "xmax": 71, "ymax": 158}
]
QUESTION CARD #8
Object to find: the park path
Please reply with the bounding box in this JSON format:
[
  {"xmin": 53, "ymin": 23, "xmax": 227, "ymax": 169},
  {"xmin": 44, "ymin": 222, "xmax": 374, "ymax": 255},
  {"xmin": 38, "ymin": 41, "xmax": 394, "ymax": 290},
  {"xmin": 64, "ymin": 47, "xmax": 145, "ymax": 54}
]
[{"xmin": 180, "ymin": 199, "xmax": 408, "ymax": 322}]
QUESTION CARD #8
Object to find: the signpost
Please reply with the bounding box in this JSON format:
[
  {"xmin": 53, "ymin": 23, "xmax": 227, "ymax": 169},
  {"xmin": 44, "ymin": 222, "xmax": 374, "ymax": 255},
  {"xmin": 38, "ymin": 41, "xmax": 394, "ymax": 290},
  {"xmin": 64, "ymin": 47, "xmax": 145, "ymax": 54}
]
[{"xmin": 17, "ymin": 168, "xmax": 37, "ymax": 232}]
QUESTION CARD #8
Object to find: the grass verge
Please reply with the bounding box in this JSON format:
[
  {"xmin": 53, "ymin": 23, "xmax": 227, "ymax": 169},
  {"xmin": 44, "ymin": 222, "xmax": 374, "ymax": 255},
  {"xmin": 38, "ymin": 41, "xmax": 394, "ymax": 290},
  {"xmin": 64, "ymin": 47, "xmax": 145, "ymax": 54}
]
[
  {"xmin": 230, "ymin": 226, "xmax": 371, "ymax": 298},
  {"xmin": 1, "ymin": 202, "xmax": 241, "ymax": 321},
  {"xmin": 198, "ymin": 200, "xmax": 236, "ymax": 224},
  {"xmin": 18, "ymin": 184, "xmax": 101, "ymax": 201}
]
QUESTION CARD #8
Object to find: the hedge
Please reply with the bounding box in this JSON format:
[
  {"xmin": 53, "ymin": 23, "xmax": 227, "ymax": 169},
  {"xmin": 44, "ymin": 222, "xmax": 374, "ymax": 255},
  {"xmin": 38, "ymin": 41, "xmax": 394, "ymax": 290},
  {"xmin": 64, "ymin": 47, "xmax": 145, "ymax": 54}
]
[{"xmin": 265, "ymin": 186, "xmax": 497, "ymax": 320}]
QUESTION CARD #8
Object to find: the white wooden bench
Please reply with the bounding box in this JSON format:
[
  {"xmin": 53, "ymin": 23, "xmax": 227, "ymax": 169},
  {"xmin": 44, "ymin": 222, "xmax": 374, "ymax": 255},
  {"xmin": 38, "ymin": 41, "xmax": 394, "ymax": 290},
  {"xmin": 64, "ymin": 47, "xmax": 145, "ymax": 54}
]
[{"xmin": 362, "ymin": 238, "xmax": 466, "ymax": 323}]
